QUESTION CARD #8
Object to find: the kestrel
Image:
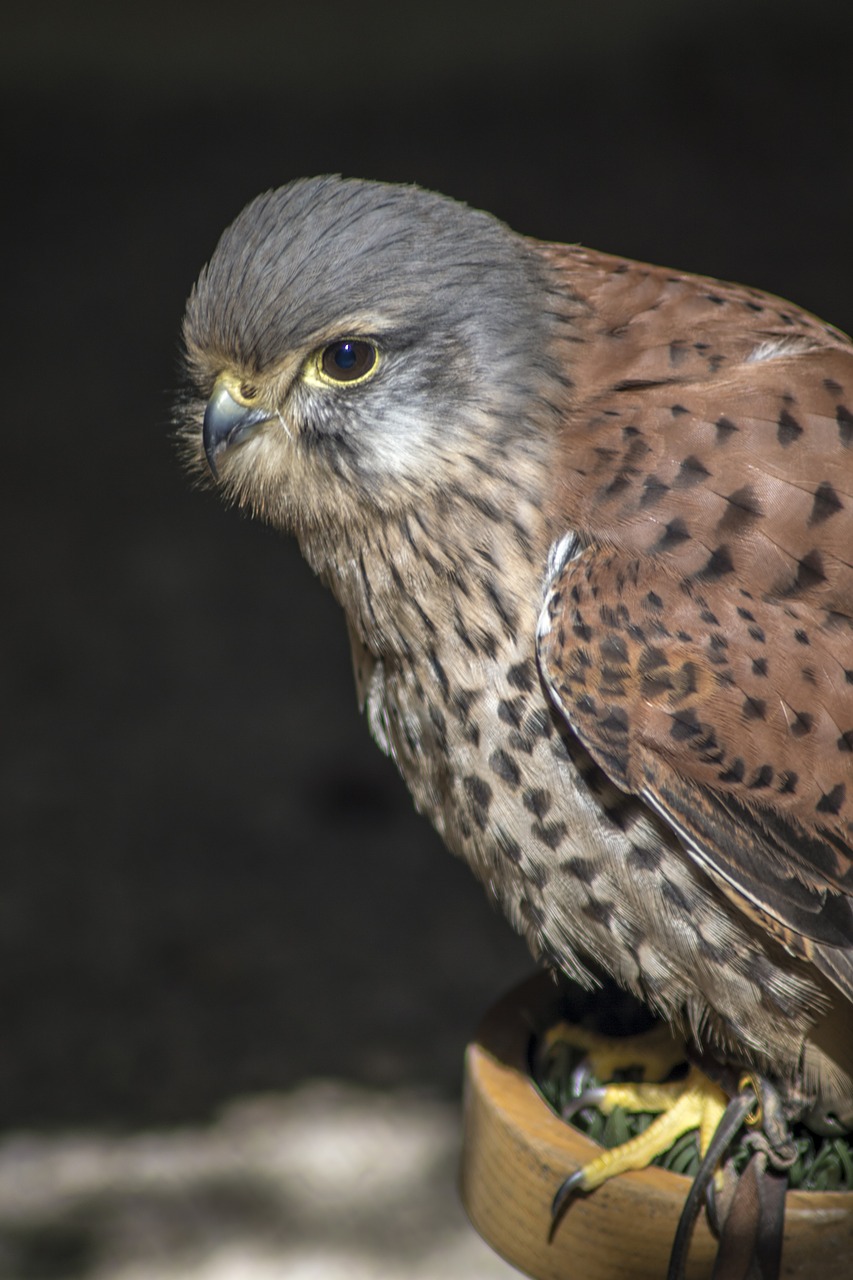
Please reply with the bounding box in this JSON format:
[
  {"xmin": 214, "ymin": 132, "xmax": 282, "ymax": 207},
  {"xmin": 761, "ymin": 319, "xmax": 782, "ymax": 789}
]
[{"xmin": 178, "ymin": 176, "xmax": 853, "ymax": 1148}]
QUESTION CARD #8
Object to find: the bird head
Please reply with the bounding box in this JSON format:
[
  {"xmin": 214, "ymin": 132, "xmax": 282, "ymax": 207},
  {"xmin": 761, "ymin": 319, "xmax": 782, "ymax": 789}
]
[{"xmin": 178, "ymin": 176, "xmax": 569, "ymax": 536}]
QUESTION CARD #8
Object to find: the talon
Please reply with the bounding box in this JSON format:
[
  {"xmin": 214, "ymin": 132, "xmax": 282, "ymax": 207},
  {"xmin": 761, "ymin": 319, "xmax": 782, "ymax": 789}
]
[
  {"xmin": 569, "ymin": 1060, "xmax": 594, "ymax": 1095},
  {"xmin": 561, "ymin": 1085, "xmax": 607, "ymax": 1121},
  {"xmin": 551, "ymin": 1065, "xmax": 729, "ymax": 1216},
  {"xmin": 551, "ymin": 1167, "xmax": 587, "ymax": 1220}
]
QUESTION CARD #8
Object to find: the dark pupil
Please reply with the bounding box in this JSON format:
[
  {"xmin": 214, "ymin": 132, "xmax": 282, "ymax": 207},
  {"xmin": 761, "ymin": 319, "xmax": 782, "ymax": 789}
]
[
  {"xmin": 323, "ymin": 340, "xmax": 375, "ymax": 382},
  {"xmin": 335, "ymin": 343, "xmax": 359, "ymax": 369}
]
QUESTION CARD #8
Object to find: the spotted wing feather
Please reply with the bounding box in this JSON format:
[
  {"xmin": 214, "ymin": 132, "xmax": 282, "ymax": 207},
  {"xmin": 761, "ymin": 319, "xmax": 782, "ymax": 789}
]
[{"xmin": 537, "ymin": 246, "xmax": 853, "ymax": 999}]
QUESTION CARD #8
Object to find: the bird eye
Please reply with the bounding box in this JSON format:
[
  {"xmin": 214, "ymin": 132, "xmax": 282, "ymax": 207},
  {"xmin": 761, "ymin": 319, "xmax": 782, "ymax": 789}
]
[{"xmin": 320, "ymin": 340, "xmax": 378, "ymax": 384}]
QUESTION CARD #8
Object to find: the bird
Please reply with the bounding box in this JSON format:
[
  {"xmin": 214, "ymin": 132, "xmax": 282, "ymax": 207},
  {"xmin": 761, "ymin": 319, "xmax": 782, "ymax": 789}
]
[{"xmin": 177, "ymin": 175, "xmax": 853, "ymax": 1162}]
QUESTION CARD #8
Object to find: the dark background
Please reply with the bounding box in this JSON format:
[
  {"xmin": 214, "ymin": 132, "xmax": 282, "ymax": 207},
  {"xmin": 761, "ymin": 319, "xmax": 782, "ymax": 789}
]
[{"xmin": 5, "ymin": 0, "xmax": 853, "ymax": 1135}]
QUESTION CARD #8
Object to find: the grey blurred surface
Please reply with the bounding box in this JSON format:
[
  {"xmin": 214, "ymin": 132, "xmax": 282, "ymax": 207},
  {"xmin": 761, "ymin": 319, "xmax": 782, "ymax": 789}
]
[
  {"xmin": 3, "ymin": 1, "xmax": 853, "ymax": 1274},
  {"xmin": 0, "ymin": 1083, "xmax": 519, "ymax": 1278}
]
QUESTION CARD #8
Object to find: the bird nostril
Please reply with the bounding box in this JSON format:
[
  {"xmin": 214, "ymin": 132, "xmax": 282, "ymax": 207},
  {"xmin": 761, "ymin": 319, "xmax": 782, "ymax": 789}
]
[{"xmin": 240, "ymin": 381, "xmax": 259, "ymax": 400}]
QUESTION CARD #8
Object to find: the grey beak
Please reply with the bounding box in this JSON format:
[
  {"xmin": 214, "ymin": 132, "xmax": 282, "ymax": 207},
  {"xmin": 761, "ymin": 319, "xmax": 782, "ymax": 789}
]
[{"xmin": 203, "ymin": 384, "xmax": 273, "ymax": 478}]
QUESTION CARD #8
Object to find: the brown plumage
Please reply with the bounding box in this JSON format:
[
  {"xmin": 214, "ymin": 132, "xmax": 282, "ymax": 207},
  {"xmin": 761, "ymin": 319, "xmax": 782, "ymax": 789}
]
[{"xmin": 178, "ymin": 176, "xmax": 853, "ymax": 1127}]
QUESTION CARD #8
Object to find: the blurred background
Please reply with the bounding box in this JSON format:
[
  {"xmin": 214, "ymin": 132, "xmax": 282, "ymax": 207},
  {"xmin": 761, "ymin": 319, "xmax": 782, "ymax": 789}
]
[{"xmin": 4, "ymin": 1, "xmax": 853, "ymax": 1275}]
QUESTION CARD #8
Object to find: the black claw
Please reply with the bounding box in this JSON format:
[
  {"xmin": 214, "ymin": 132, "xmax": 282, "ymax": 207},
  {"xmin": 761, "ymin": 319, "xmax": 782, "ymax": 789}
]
[
  {"xmin": 569, "ymin": 1061, "xmax": 593, "ymax": 1096},
  {"xmin": 550, "ymin": 1167, "xmax": 586, "ymax": 1236},
  {"xmin": 561, "ymin": 1085, "xmax": 607, "ymax": 1122}
]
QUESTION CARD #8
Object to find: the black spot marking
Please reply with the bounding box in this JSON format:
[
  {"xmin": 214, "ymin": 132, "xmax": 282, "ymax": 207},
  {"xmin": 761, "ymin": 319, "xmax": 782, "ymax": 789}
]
[
  {"xmin": 481, "ymin": 632, "xmax": 498, "ymax": 660},
  {"xmin": 672, "ymin": 661, "xmax": 699, "ymax": 701},
  {"xmin": 600, "ymin": 633, "xmax": 629, "ymax": 664},
  {"xmin": 507, "ymin": 660, "xmax": 535, "ymax": 692},
  {"xmin": 836, "ymin": 730, "xmax": 853, "ymax": 753},
  {"xmin": 527, "ymin": 861, "xmax": 549, "ymax": 891},
  {"xmin": 509, "ymin": 730, "xmax": 535, "ymax": 756},
  {"xmin": 463, "ymin": 775, "xmax": 493, "ymax": 828},
  {"xmin": 742, "ymin": 696, "xmax": 767, "ymax": 720},
  {"xmin": 670, "ymin": 708, "xmax": 702, "ymax": 741},
  {"xmin": 794, "ymin": 550, "xmax": 827, "ymax": 593},
  {"xmin": 611, "ymin": 377, "xmax": 681, "ymax": 392},
  {"xmin": 582, "ymin": 899, "xmax": 615, "ymax": 928},
  {"xmin": 777, "ymin": 409, "xmax": 803, "ymax": 446},
  {"xmin": 778, "ymin": 772, "xmax": 798, "ymax": 794},
  {"xmin": 498, "ymin": 697, "xmax": 525, "ymax": 728},
  {"xmin": 519, "ymin": 896, "xmax": 545, "ymax": 929},
  {"xmin": 427, "ymin": 648, "xmax": 450, "ymax": 701},
  {"xmin": 524, "ymin": 708, "xmax": 554, "ymax": 740},
  {"xmin": 717, "ymin": 486, "xmax": 763, "ymax": 536},
  {"xmin": 748, "ymin": 625, "xmax": 766, "ymax": 643},
  {"xmin": 715, "ymin": 415, "xmax": 739, "ymax": 442},
  {"xmin": 523, "ymin": 788, "xmax": 552, "ymax": 819},
  {"xmin": 670, "ymin": 402, "xmax": 689, "ymax": 415},
  {"xmin": 752, "ymin": 657, "xmax": 768, "ymax": 677},
  {"xmin": 645, "ymin": 591, "xmax": 664, "ymax": 611},
  {"xmin": 809, "ymin": 481, "xmax": 844, "ymax": 525},
  {"xmin": 656, "ymin": 518, "xmax": 691, "ymax": 551},
  {"xmin": 601, "ymin": 707, "xmax": 629, "ymax": 738},
  {"xmin": 794, "ymin": 629, "xmax": 809, "ymax": 645},
  {"xmin": 427, "ymin": 703, "xmax": 447, "ymax": 749},
  {"xmin": 560, "ymin": 856, "xmax": 596, "ymax": 883},
  {"xmin": 698, "ymin": 545, "xmax": 735, "ymax": 580},
  {"xmin": 533, "ymin": 821, "xmax": 567, "ymax": 850},
  {"xmin": 640, "ymin": 475, "xmax": 670, "ymax": 507},
  {"xmin": 719, "ymin": 758, "xmax": 745, "ymax": 784},
  {"xmin": 500, "ymin": 832, "xmax": 523, "ymax": 863},
  {"xmin": 790, "ymin": 711, "xmax": 813, "ymax": 738},
  {"xmin": 817, "ymin": 784, "xmax": 846, "ymax": 816},
  {"xmin": 573, "ymin": 618, "xmax": 593, "ymax": 643},
  {"xmin": 837, "ymin": 405, "xmax": 853, "ymax": 447},
  {"xmin": 489, "ymin": 749, "xmax": 520, "ymax": 786},
  {"xmin": 485, "ymin": 581, "xmax": 519, "ymax": 635},
  {"xmin": 824, "ymin": 378, "xmax": 843, "ymax": 395},
  {"xmin": 661, "ymin": 881, "xmax": 691, "ymax": 912},
  {"xmin": 674, "ymin": 455, "xmax": 712, "ymax": 487},
  {"xmin": 749, "ymin": 765, "xmax": 774, "ymax": 789},
  {"xmin": 669, "ymin": 342, "xmax": 688, "ymax": 367},
  {"xmin": 453, "ymin": 617, "xmax": 478, "ymax": 654},
  {"xmin": 628, "ymin": 843, "xmax": 662, "ymax": 872},
  {"xmin": 638, "ymin": 644, "xmax": 669, "ymax": 674},
  {"xmin": 603, "ymin": 473, "xmax": 631, "ymax": 499}
]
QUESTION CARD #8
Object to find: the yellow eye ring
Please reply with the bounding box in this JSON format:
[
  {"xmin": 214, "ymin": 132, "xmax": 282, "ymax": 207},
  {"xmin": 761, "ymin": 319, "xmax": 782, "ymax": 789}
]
[{"xmin": 309, "ymin": 339, "xmax": 380, "ymax": 387}]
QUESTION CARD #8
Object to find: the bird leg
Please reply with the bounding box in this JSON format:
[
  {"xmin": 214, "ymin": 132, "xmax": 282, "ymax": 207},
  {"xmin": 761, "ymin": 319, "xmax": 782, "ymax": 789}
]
[
  {"xmin": 669, "ymin": 1074, "xmax": 797, "ymax": 1280},
  {"xmin": 541, "ymin": 1022, "xmax": 728, "ymax": 1219},
  {"xmin": 545, "ymin": 1022, "xmax": 802, "ymax": 1280}
]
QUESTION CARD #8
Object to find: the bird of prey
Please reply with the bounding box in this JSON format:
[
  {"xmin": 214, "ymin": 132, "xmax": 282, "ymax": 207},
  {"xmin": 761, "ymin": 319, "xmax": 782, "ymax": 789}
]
[{"xmin": 178, "ymin": 176, "xmax": 853, "ymax": 1160}]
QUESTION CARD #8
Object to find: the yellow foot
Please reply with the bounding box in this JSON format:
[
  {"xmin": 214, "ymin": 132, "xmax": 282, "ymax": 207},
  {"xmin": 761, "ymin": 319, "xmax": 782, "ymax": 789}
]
[
  {"xmin": 543, "ymin": 1024, "xmax": 728, "ymax": 1218},
  {"xmin": 541, "ymin": 1019, "xmax": 687, "ymax": 1088}
]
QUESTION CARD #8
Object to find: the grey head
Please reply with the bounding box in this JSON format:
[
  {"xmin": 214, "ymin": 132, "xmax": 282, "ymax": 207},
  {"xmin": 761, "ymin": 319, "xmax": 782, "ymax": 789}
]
[{"xmin": 180, "ymin": 176, "xmax": 568, "ymax": 527}]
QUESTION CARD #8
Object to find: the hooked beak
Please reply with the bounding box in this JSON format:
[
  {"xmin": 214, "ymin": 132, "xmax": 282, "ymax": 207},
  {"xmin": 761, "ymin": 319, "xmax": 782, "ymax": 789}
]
[{"xmin": 203, "ymin": 380, "xmax": 273, "ymax": 478}]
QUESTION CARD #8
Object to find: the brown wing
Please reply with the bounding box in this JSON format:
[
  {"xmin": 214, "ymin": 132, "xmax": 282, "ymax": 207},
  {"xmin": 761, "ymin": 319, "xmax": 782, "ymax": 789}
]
[{"xmin": 534, "ymin": 244, "xmax": 853, "ymax": 999}]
